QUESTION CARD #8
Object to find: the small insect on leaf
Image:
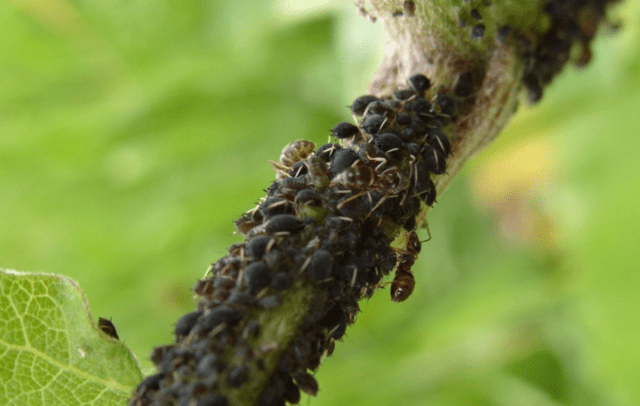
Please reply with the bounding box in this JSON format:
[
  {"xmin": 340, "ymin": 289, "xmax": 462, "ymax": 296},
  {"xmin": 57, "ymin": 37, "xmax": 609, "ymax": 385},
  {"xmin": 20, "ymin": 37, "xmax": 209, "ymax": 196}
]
[{"xmin": 98, "ymin": 317, "xmax": 119, "ymax": 340}]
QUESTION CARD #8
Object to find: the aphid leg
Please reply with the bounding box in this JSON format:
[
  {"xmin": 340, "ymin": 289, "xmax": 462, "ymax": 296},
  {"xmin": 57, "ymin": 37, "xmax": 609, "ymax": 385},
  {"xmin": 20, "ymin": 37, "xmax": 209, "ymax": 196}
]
[{"xmin": 337, "ymin": 190, "xmax": 369, "ymax": 210}]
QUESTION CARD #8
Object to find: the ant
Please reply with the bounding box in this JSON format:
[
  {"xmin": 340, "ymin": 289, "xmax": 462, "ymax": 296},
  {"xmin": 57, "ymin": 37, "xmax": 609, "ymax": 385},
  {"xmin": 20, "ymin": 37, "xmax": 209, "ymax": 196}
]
[{"xmin": 390, "ymin": 227, "xmax": 430, "ymax": 302}]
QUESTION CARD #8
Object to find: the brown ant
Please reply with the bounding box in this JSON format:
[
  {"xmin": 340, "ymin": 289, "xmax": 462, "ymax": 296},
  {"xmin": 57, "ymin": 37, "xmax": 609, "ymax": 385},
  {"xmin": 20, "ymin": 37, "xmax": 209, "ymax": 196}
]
[{"xmin": 390, "ymin": 228, "xmax": 430, "ymax": 302}]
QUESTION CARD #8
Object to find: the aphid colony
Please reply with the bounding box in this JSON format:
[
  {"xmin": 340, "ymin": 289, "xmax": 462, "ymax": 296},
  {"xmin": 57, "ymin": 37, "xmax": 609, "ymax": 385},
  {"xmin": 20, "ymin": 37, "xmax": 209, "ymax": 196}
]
[
  {"xmin": 130, "ymin": 73, "xmax": 469, "ymax": 406},
  {"xmin": 458, "ymin": 0, "xmax": 617, "ymax": 103}
]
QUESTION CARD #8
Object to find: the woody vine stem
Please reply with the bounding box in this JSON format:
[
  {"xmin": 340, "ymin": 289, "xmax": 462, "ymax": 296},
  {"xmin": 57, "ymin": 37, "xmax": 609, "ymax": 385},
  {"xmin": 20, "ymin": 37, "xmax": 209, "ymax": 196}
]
[{"xmin": 130, "ymin": 1, "xmax": 619, "ymax": 405}]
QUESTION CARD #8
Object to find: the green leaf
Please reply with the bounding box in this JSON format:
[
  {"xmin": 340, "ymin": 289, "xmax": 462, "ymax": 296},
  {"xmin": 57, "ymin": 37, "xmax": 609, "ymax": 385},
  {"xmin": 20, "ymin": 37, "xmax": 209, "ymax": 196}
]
[{"xmin": 0, "ymin": 269, "xmax": 143, "ymax": 406}]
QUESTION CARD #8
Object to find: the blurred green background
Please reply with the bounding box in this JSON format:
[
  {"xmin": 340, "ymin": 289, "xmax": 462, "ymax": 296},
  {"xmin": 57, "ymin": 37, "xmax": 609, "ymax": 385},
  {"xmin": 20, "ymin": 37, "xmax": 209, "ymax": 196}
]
[{"xmin": 2, "ymin": 0, "xmax": 639, "ymax": 405}]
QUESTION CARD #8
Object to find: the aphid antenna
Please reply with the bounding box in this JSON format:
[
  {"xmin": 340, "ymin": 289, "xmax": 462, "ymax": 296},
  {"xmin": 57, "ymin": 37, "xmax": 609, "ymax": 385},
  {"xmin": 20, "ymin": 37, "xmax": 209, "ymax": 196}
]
[
  {"xmin": 350, "ymin": 267, "xmax": 358, "ymax": 288},
  {"xmin": 298, "ymin": 256, "xmax": 312, "ymax": 274},
  {"xmin": 365, "ymin": 193, "xmax": 397, "ymax": 219},
  {"xmin": 335, "ymin": 216, "xmax": 354, "ymax": 223},
  {"xmin": 208, "ymin": 323, "xmax": 228, "ymax": 339},
  {"xmin": 273, "ymin": 231, "xmax": 291, "ymax": 237},
  {"xmin": 255, "ymin": 287, "xmax": 270, "ymax": 300},
  {"xmin": 336, "ymin": 190, "xmax": 369, "ymax": 210},
  {"xmin": 235, "ymin": 267, "xmax": 245, "ymax": 287},
  {"xmin": 265, "ymin": 237, "xmax": 277, "ymax": 253}
]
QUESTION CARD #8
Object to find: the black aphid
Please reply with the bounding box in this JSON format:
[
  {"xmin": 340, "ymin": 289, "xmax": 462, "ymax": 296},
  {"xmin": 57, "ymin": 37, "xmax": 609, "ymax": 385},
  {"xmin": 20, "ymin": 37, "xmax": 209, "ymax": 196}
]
[
  {"xmin": 174, "ymin": 311, "xmax": 202, "ymax": 340},
  {"xmin": 257, "ymin": 294, "xmax": 282, "ymax": 309},
  {"xmin": 406, "ymin": 142, "xmax": 420, "ymax": 157},
  {"xmin": 288, "ymin": 161, "xmax": 307, "ymax": 177},
  {"xmin": 364, "ymin": 100, "xmax": 394, "ymax": 117},
  {"xmin": 360, "ymin": 114, "xmax": 386, "ymax": 135},
  {"xmin": 436, "ymin": 94, "xmax": 456, "ymax": 117},
  {"xmin": 197, "ymin": 394, "xmax": 228, "ymax": 406},
  {"xmin": 135, "ymin": 373, "xmax": 164, "ymax": 393},
  {"xmin": 270, "ymin": 272, "xmax": 291, "ymax": 290},
  {"xmin": 265, "ymin": 214, "xmax": 303, "ymax": 234},
  {"xmin": 453, "ymin": 71, "xmax": 474, "ymax": 98},
  {"xmin": 403, "ymin": 0, "xmax": 416, "ymax": 16},
  {"xmin": 98, "ymin": 317, "xmax": 119, "ymax": 340},
  {"xmin": 427, "ymin": 130, "xmax": 452, "ymax": 157},
  {"xmin": 307, "ymin": 249, "xmax": 333, "ymax": 281},
  {"xmin": 350, "ymin": 95, "xmax": 378, "ymax": 116},
  {"xmin": 470, "ymin": 8, "xmax": 481, "ymax": 20},
  {"xmin": 261, "ymin": 197, "xmax": 295, "ymax": 218},
  {"xmin": 295, "ymin": 189, "xmax": 322, "ymax": 206},
  {"xmin": 243, "ymin": 261, "xmax": 271, "ymax": 291},
  {"xmin": 201, "ymin": 305, "xmax": 242, "ymax": 330},
  {"xmin": 373, "ymin": 133, "xmax": 403, "ymax": 155},
  {"xmin": 283, "ymin": 376, "xmax": 301, "ymax": 404},
  {"xmin": 315, "ymin": 143, "xmax": 341, "ymax": 162},
  {"xmin": 331, "ymin": 122, "xmax": 360, "ymax": 139},
  {"xmin": 246, "ymin": 319, "xmax": 260, "ymax": 338},
  {"xmin": 227, "ymin": 365, "xmax": 249, "ymax": 388},
  {"xmin": 497, "ymin": 25, "xmax": 511, "ymax": 43},
  {"xmin": 422, "ymin": 146, "xmax": 447, "ymax": 174},
  {"xmin": 294, "ymin": 372, "xmax": 319, "ymax": 397},
  {"xmin": 471, "ymin": 24, "xmax": 486, "ymax": 40},
  {"xmin": 394, "ymin": 88, "xmax": 415, "ymax": 100},
  {"xmin": 197, "ymin": 353, "xmax": 225, "ymax": 376},
  {"xmin": 246, "ymin": 236, "xmax": 272, "ymax": 259},
  {"xmin": 330, "ymin": 148, "xmax": 359, "ymax": 176},
  {"xmin": 411, "ymin": 97, "xmax": 433, "ymax": 118},
  {"xmin": 396, "ymin": 112, "xmax": 412, "ymax": 126},
  {"xmin": 523, "ymin": 74, "xmax": 543, "ymax": 103},
  {"xmin": 408, "ymin": 73, "xmax": 431, "ymax": 94}
]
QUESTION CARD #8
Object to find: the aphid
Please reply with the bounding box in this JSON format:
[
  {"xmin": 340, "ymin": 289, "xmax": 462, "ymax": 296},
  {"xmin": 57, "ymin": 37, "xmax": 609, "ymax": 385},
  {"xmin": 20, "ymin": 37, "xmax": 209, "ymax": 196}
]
[
  {"xmin": 403, "ymin": 0, "xmax": 416, "ymax": 16},
  {"xmin": 360, "ymin": 113, "xmax": 386, "ymax": 135},
  {"xmin": 278, "ymin": 175, "xmax": 310, "ymax": 192},
  {"xmin": 306, "ymin": 249, "xmax": 333, "ymax": 281},
  {"xmin": 98, "ymin": 317, "xmax": 119, "ymax": 340},
  {"xmin": 372, "ymin": 133, "xmax": 403, "ymax": 156},
  {"xmin": 295, "ymin": 188, "xmax": 322, "ymax": 206},
  {"xmin": 245, "ymin": 235, "xmax": 273, "ymax": 259},
  {"xmin": 390, "ymin": 231, "xmax": 423, "ymax": 302},
  {"xmin": 134, "ymin": 373, "xmax": 164, "ymax": 395},
  {"xmin": 294, "ymin": 372, "xmax": 319, "ymax": 397},
  {"xmin": 330, "ymin": 148, "xmax": 360, "ymax": 176},
  {"xmin": 235, "ymin": 214, "xmax": 260, "ymax": 235},
  {"xmin": 288, "ymin": 160, "xmax": 307, "ymax": 178},
  {"xmin": 243, "ymin": 261, "xmax": 271, "ymax": 291},
  {"xmin": 197, "ymin": 394, "xmax": 228, "ymax": 406},
  {"xmin": 197, "ymin": 353, "xmax": 225, "ymax": 376},
  {"xmin": 265, "ymin": 214, "xmax": 303, "ymax": 234},
  {"xmin": 332, "ymin": 161, "xmax": 376, "ymax": 189},
  {"xmin": 270, "ymin": 272, "xmax": 291, "ymax": 290},
  {"xmin": 283, "ymin": 375, "xmax": 302, "ymax": 404},
  {"xmin": 350, "ymin": 95, "xmax": 378, "ymax": 116},
  {"xmin": 280, "ymin": 140, "xmax": 315, "ymax": 168},
  {"xmin": 306, "ymin": 155, "xmax": 331, "ymax": 189},
  {"xmin": 408, "ymin": 73, "xmax": 431, "ymax": 94},
  {"xmin": 394, "ymin": 88, "xmax": 415, "ymax": 101},
  {"xmin": 245, "ymin": 319, "xmax": 260, "ymax": 338},
  {"xmin": 422, "ymin": 146, "xmax": 447, "ymax": 174},
  {"xmin": 426, "ymin": 129, "xmax": 452, "ymax": 157},
  {"xmin": 470, "ymin": 8, "xmax": 481, "ymax": 20},
  {"xmin": 257, "ymin": 294, "xmax": 282, "ymax": 310},
  {"xmin": 453, "ymin": 71, "xmax": 474, "ymax": 98},
  {"xmin": 523, "ymin": 73, "xmax": 543, "ymax": 103},
  {"xmin": 395, "ymin": 112, "xmax": 412, "ymax": 126},
  {"xmin": 497, "ymin": 25, "xmax": 511, "ymax": 43},
  {"xmin": 331, "ymin": 122, "xmax": 360, "ymax": 139},
  {"xmin": 315, "ymin": 143, "xmax": 341, "ymax": 162},
  {"xmin": 436, "ymin": 93, "xmax": 456, "ymax": 117},
  {"xmin": 363, "ymin": 100, "xmax": 395, "ymax": 118},
  {"xmin": 411, "ymin": 97, "xmax": 433, "ymax": 119},
  {"xmin": 471, "ymin": 24, "xmax": 486, "ymax": 40},
  {"xmin": 201, "ymin": 305, "xmax": 242, "ymax": 330},
  {"xmin": 174, "ymin": 310, "xmax": 202, "ymax": 340},
  {"xmin": 227, "ymin": 365, "xmax": 250, "ymax": 388}
]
